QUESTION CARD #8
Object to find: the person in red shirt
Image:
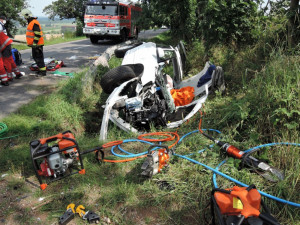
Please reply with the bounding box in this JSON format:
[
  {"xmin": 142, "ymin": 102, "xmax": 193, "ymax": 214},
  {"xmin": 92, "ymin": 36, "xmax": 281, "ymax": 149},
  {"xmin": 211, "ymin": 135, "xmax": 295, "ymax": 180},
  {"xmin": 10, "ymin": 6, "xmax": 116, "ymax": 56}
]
[{"xmin": 0, "ymin": 15, "xmax": 23, "ymax": 82}]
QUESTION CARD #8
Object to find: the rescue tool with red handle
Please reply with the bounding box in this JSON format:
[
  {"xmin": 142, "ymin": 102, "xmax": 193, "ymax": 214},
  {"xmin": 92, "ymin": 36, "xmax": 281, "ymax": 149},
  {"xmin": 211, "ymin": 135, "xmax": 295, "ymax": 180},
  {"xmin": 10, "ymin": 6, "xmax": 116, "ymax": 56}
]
[{"xmin": 200, "ymin": 132, "xmax": 284, "ymax": 182}]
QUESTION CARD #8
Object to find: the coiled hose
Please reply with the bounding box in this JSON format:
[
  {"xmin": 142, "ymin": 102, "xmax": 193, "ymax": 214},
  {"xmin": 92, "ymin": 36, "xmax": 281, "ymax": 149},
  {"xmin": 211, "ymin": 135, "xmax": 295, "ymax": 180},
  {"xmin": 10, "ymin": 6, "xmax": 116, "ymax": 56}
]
[
  {"xmin": 0, "ymin": 122, "xmax": 8, "ymax": 140},
  {"xmin": 0, "ymin": 122, "xmax": 19, "ymax": 140}
]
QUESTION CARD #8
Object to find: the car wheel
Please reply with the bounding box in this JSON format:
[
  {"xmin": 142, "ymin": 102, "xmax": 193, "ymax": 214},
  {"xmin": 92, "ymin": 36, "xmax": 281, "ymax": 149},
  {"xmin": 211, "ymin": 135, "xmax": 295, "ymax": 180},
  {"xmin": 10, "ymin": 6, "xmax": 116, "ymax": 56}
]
[
  {"xmin": 90, "ymin": 36, "xmax": 99, "ymax": 44},
  {"xmin": 114, "ymin": 42, "xmax": 142, "ymax": 58},
  {"xmin": 100, "ymin": 65, "xmax": 137, "ymax": 94}
]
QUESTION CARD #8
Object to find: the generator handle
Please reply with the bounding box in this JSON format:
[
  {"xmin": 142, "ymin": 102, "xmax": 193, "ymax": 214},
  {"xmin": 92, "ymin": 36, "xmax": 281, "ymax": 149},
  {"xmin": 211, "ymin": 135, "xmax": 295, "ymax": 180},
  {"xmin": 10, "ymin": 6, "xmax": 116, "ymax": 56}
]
[{"xmin": 40, "ymin": 133, "xmax": 64, "ymax": 145}]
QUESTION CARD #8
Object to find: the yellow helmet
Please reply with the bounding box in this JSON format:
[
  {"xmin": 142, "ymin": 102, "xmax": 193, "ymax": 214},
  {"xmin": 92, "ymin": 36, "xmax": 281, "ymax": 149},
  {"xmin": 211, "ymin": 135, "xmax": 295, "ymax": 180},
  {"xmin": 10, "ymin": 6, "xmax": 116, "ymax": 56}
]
[{"xmin": 20, "ymin": 9, "xmax": 33, "ymax": 19}]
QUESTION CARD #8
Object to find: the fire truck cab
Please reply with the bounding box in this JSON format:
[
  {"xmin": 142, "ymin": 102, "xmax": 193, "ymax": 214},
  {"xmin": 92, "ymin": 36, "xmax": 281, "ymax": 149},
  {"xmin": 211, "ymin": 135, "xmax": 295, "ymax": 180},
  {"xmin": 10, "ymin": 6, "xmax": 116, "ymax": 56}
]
[{"xmin": 83, "ymin": 0, "xmax": 142, "ymax": 44}]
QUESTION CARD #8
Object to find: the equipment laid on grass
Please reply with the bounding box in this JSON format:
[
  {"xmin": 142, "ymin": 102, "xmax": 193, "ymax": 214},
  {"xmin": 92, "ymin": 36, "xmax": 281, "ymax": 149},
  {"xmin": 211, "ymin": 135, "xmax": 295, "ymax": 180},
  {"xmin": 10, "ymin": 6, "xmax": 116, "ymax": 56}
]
[
  {"xmin": 30, "ymin": 131, "xmax": 103, "ymax": 190},
  {"xmin": 197, "ymin": 111, "xmax": 284, "ymax": 182},
  {"xmin": 28, "ymin": 126, "xmax": 300, "ymax": 211},
  {"xmin": 211, "ymin": 185, "xmax": 280, "ymax": 225},
  {"xmin": 59, "ymin": 203, "xmax": 100, "ymax": 225},
  {"xmin": 141, "ymin": 145, "xmax": 172, "ymax": 177},
  {"xmin": 30, "ymin": 57, "xmax": 64, "ymax": 72},
  {"xmin": 200, "ymin": 131, "xmax": 284, "ymax": 182}
]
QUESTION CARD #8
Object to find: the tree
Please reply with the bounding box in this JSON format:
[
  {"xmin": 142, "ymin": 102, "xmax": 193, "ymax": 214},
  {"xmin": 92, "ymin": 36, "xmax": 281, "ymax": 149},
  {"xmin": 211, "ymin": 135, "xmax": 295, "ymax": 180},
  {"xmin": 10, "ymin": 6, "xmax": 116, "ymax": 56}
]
[
  {"xmin": 0, "ymin": 0, "xmax": 27, "ymax": 36},
  {"xmin": 200, "ymin": 0, "xmax": 259, "ymax": 49},
  {"xmin": 140, "ymin": 0, "xmax": 198, "ymax": 40},
  {"xmin": 265, "ymin": 0, "xmax": 300, "ymax": 47},
  {"xmin": 288, "ymin": 0, "xmax": 300, "ymax": 47},
  {"xmin": 140, "ymin": 0, "xmax": 260, "ymax": 48},
  {"xmin": 43, "ymin": 0, "xmax": 88, "ymax": 24}
]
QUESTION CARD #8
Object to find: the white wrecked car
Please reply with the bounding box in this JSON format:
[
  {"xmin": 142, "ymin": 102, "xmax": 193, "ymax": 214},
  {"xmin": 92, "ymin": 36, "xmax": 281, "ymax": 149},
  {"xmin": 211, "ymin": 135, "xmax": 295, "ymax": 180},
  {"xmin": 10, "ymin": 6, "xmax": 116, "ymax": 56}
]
[{"xmin": 99, "ymin": 42, "xmax": 225, "ymax": 140}]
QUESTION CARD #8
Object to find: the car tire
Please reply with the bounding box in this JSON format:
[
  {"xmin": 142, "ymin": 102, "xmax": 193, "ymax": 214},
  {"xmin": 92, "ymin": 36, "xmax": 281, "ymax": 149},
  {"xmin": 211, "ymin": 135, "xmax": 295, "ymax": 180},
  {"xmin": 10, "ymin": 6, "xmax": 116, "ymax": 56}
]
[
  {"xmin": 100, "ymin": 65, "xmax": 137, "ymax": 94},
  {"xmin": 114, "ymin": 42, "xmax": 143, "ymax": 58},
  {"xmin": 90, "ymin": 36, "xmax": 99, "ymax": 44}
]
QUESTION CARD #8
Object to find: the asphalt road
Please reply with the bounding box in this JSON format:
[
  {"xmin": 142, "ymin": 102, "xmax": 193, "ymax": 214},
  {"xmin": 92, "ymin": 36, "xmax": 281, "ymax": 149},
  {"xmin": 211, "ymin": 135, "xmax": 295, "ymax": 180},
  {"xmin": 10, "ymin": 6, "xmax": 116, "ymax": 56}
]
[{"xmin": 0, "ymin": 29, "xmax": 168, "ymax": 119}]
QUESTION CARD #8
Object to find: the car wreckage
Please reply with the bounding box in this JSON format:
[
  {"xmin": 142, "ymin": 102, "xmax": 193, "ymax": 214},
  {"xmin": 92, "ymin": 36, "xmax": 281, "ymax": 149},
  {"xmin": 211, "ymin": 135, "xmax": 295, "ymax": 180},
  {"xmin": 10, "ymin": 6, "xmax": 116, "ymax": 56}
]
[{"xmin": 99, "ymin": 41, "xmax": 225, "ymax": 140}]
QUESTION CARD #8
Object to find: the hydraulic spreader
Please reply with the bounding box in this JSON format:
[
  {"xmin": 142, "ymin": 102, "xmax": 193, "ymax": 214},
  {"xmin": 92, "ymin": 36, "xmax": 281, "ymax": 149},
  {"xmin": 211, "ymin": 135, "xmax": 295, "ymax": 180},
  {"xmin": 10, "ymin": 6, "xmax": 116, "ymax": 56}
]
[{"xmin": 141, "ymin": 145, "xmax": 172, "ymax": 177}]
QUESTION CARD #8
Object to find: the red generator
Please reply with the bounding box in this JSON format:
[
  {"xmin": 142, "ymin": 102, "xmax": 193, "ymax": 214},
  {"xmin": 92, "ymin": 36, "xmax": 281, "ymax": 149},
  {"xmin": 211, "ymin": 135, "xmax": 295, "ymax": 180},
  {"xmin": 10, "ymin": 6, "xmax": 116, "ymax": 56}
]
[{"xmin": 30, "ymin": 131, "xmax": 85, "ymax": 190}]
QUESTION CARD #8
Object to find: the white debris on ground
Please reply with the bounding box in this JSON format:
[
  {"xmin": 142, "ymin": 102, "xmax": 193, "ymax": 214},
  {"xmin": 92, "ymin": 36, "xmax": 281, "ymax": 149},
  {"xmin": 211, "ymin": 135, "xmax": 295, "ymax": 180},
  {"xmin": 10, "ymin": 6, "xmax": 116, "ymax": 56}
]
[{"xmin": 67, "ymin": 55, "xmax": 78, "ymax": 60}]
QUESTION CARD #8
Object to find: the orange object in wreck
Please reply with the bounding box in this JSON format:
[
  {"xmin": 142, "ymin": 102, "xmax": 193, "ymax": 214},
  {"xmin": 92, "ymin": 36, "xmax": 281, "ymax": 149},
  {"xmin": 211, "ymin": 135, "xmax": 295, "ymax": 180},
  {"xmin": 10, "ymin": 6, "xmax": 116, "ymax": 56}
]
[{"xmin": 171, "ymin": 86, "xmax": 195, "ymax": 106}]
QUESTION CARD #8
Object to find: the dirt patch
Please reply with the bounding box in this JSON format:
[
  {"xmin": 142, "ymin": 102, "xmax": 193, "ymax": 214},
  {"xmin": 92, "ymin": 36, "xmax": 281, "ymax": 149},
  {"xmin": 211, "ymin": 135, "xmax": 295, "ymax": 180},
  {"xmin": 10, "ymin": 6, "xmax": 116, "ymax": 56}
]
[
  {"xmin": 0, "ymin": 175, "xmax": 56, "ymax": 225},
  {"xmin": 14, "ymin": 34, "xmax": 62, "ymax": 42},
  {"xmin": 124, "ymin": 206, "xmax": 161, "ymax": 225}
]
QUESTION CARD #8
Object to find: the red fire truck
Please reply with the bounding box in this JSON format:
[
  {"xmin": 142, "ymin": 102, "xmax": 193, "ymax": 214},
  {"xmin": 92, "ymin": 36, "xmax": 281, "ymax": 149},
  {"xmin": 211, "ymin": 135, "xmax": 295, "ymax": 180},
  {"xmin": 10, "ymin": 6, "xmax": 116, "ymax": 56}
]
[{"xmin": 83, "ymin": 0, "xmax": 142, "ymax": 44}]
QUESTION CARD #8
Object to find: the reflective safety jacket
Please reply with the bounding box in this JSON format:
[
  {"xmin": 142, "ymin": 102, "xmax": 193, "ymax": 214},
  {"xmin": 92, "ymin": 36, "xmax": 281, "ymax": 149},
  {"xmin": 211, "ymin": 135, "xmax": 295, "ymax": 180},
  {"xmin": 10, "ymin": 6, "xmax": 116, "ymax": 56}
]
[
  {"xmin": 0, "ymin": 32, "xmax": 12, "ymax": 54},
  {"xmin": 26, "ymin": 19, "xmax": 44, "ymax": 46}
]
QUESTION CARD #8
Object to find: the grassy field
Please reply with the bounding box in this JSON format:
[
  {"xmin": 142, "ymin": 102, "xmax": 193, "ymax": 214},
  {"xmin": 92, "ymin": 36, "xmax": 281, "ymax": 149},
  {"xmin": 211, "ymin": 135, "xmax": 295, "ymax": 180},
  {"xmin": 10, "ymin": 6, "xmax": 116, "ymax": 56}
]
[
  {"xmin": 0, "ymin": 32, "xmax": 299, "ymax": 225},
  {"xmin": 12, "ymin": 35, "xmax": 86, "ymax": 51}
]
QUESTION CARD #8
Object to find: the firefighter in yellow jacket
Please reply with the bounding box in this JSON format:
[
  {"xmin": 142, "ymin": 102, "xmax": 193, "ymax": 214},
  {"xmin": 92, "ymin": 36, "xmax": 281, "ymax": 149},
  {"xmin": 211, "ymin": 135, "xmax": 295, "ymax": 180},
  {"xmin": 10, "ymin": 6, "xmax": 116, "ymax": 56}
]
[{"xmin": 21, "ymin": 9, "xmax": 46, "ymax": 76}]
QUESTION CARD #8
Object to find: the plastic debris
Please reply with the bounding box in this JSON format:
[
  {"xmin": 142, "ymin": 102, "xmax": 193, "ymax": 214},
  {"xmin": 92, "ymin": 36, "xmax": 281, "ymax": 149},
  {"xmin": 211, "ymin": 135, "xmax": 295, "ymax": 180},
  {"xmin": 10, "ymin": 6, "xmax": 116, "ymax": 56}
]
[
  {"xmin": 50, "ymin": 70, "xmax": 74, "ymax": 77},
  {"xmin": 67, "ymin": 55, "xmax": 77, "ymax": 60}
]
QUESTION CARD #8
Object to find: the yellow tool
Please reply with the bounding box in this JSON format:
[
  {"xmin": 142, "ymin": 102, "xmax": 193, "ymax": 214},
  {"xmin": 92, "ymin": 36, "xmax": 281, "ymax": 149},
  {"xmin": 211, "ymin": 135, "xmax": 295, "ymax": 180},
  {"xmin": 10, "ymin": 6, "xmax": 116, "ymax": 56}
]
[
  {"xmin": 75, "ymin": 205, "xmax": 86, "ymax": 218},
  {"xmin": 67, "ymin": 203, "xmax": 75, "ymax": 213}
]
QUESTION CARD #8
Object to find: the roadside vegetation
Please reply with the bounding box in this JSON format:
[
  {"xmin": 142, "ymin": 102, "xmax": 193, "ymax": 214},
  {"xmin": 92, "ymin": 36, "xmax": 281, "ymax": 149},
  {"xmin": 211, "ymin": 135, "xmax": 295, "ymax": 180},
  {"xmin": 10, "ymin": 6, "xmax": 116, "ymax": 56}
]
[{"xmin": 0, "ymin": 0, "xmax": 299, "ymax": 225}]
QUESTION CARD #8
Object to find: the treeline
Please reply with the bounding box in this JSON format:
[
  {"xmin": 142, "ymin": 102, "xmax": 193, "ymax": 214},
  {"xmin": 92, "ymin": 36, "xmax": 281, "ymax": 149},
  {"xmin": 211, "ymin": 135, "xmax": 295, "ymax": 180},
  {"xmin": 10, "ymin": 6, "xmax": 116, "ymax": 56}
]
[{"xmin": 139, "ymin": 0, "xmax": 300, "ymax": 49}]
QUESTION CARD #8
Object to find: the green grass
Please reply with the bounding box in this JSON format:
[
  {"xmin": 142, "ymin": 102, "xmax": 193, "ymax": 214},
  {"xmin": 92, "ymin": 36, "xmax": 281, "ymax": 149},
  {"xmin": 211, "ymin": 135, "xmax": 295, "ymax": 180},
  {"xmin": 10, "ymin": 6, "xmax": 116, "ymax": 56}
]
[
  {"xmin": 12, "ymin": 36, "xmax": 87, "ymax": 51},
  {"xmin": 0, "ymin": 32, "xmax": 299, "ymax": 224}
]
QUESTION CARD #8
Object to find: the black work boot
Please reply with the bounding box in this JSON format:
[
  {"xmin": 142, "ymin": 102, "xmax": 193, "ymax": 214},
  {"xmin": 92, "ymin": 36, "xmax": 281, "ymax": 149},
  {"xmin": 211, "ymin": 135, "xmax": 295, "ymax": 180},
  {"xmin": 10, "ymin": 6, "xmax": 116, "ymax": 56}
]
[
  {"xmin": 40, "ymin": 70, "xmax": 47, "ymax": 76},
  {"xmin": 36, "ymin": 70, "xmax": 47, "ymax": 76},
  {"xmin": 1, "ymin": 81, "xmax": 9, "ymax": 86}
]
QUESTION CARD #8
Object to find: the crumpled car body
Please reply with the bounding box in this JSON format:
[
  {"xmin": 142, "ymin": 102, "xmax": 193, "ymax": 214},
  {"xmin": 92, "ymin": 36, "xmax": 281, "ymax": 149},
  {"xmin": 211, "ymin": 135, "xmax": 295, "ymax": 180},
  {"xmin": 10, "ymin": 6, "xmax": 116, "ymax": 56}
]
[{"xmin": 100, "ymin": 42, "xmax": 220, "ymax": 140}]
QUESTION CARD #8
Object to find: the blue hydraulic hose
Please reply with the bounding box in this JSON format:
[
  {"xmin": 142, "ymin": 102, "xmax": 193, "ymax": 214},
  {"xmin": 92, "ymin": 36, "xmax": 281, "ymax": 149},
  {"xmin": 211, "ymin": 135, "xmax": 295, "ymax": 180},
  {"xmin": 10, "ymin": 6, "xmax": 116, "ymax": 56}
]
[
  {"xmin": 111, "ymin": 139, "xmax": 156, "ymax": 158},
  {"xmin": 107, "ymin": 128, "xmax": 300, "ymax": 207},
  {"xmin": 175, "ymin": 153, "xmax": 300, "ymax": 208},
  {"xmin": 244, "ymin": 142, "xmax": 300, "ymax": 153},
  {"xmin": 213, "ymin": 160, "xmax": 227, "ymax": 189}
]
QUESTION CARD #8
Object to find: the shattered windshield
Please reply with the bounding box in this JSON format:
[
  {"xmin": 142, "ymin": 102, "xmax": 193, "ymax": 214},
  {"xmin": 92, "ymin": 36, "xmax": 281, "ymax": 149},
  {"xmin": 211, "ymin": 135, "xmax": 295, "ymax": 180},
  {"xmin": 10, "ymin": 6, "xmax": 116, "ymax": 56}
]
[{"xmin": 85, "ymin": 5, "xmax": 118, "ymax": 16}]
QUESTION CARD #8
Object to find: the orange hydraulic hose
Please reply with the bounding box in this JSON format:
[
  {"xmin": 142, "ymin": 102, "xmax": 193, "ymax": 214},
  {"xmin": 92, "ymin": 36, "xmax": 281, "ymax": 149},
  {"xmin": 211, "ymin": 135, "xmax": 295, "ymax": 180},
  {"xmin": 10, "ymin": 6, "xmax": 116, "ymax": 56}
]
[
  {"xmin": 138, "ymin": 131, "xmax": 180, "ymax": 149},
  {"xmin": 99, "ymin": 109, "xmax": 207, "ymax": 163},
  {"xmin": 198, "ymin": 110, "xmax": 204, "ymax": 134},
  {"xmin": 102, "ymin": 140, "xmax": 123, "ymax": 148},
  {"xmin": 102, "ymin": 155, "xmax": 146, "ymax": 163}
]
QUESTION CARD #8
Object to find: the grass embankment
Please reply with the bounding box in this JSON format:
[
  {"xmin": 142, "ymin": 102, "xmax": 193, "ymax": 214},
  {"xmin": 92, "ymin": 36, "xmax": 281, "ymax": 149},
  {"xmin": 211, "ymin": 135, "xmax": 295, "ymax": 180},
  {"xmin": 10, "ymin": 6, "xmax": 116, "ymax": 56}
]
[
  {"xmin": 0, "ymin": 32, "xmax": 299, "ymax": 224},
  {"xmin": 12, "ymin": 35, "xmax": 87, "ymax": 51}
]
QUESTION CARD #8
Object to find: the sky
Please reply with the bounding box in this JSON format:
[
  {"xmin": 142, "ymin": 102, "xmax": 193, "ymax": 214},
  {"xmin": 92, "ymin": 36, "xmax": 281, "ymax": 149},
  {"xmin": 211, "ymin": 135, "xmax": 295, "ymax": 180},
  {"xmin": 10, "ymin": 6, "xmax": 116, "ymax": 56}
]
[
  {"xmin": 27, "ymin": 0, "xmax": 54, "ymax": 17},
  {"xmin": 27, "ymin": 0, "xmax": 140, "ymax": 17}
]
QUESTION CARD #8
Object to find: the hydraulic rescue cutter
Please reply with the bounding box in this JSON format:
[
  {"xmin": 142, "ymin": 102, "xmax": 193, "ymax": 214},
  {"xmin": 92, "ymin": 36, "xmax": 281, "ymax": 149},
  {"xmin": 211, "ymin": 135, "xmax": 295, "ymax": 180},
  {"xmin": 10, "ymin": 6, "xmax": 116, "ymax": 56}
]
[
  {"xmin": 141, "ymin": 145, "xmax": 172, "ymax": 177},
  {"xmin": 211, "ymin": 184, "xmax": 280, "ymax": 225},
  {"xmin": 201, "ymin": 132, "xmax": 285, "ymax": 182},
  {"xmin": 30, "ymin": 131, "xmax": 103, "ymax": 190}
]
